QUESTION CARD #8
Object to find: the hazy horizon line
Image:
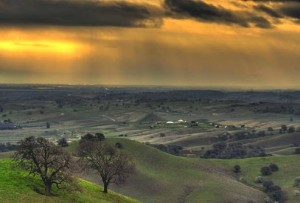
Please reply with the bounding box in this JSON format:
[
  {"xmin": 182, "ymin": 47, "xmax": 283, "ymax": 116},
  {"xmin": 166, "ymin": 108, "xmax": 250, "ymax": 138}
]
[{"xmin": 1, "ymin": 82, "xmax": 300, "ymax": 92}]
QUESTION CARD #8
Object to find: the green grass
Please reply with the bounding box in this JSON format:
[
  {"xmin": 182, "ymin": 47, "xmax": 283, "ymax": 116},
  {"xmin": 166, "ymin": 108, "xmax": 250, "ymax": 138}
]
[
  {"xmin": 212, "ymin": 155, "xmax": 300, "ymax": 202},
  {"xmin": 79, "ymin": 138, "xmax": 266, "ymax": 203},
  {"xmin": 0, "ymin": 159, "xmax": 139, "ymax": 203}
]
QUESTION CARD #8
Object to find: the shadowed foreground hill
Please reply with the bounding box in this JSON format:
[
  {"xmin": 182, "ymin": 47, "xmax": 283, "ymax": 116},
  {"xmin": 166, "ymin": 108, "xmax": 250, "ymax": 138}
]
[
  {"xmin": 76, "ymin": 138, "xmax": 266, "ymax": 203},
  {"xmin": 0, "ymin": 159, "xmax": 139, "ymax": 203}
]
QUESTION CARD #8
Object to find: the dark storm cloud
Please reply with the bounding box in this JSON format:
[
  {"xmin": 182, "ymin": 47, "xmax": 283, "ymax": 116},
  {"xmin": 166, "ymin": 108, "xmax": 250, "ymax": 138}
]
[
  {"xmin": 245, "ymin": 0, "xmax": 300, "ymax": 22},
  {"xmin": 250, "ymin": 16, "xmax": 272, "ymax": 28},
  {"xmin": 0, "ymin": 0, "xmax": 161, "ymax": 27},
  {"xmin": 165, "ymin": 0, "xmax": 249, "ymax": 27},
  {"xmin": 164, "ymin": 0, "xmax": 272, "ymax": 28},
  {"xmin": 254, "ymin": 4, "xmax": 282, "ymax": 18},
  {"xmin": 279, "ymin": 2, "xmax": 300, "ymax": 20}
]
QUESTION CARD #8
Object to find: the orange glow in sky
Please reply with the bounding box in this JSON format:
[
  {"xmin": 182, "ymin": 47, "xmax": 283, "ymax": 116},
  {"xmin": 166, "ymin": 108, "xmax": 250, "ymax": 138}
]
[
  {"xmin": 0, "ymin": 40, "xmax": 80, "ymax": 55},
  {"xmin": 0, "ymin": 0, "xmax": 300, "ymax": 88}
]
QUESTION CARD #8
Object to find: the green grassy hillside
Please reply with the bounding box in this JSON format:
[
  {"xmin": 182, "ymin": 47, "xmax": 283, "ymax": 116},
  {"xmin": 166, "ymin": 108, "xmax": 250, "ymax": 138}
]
[
  {"xmin": 213, "ymin": 155, "xmax": 300, "ymax": 203},
  {"xmin": 0, "ymin": 159, "xmax": 139, "ymax": 203},
  {"xmin": 75, "ymin": 138, "xmax": 266, "ymax": 203}
]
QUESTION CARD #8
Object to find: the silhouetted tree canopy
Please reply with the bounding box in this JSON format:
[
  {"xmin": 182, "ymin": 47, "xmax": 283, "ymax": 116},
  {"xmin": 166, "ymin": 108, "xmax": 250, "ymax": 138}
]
[
  {"xmin": 80, "ymin": 133, "xmax": 105, "ymax": 143},
  {"xmin": 78, "ymin": 141, "xmax": 134, "ymax": 193},
  {"xmin": 14, "ymin": 136, "xmax": 77, "ymax": 196}
]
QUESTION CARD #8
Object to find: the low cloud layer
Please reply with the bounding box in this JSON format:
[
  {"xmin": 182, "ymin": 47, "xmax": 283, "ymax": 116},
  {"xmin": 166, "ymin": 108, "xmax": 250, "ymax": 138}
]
[
  {"xmin": 164, "ymin": 0, "xmax": 272, "ymax": 28},
  {"xmin": 0, "ymin": 0, "xmax": 160, "ymax": 27},
  {"xmin": 0, "ymin": 0, "xmax": 299, "ymax": 28}
]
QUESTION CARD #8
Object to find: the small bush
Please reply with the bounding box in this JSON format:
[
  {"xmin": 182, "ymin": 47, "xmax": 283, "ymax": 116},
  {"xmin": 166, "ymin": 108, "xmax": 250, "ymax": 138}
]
[
  {"xmin": 233, "ymin": 165, "xmax": 241, "ymax": 173},
  {"xmin": 269, "ymin": 163, "xmax": 279, "ymax": 172},
  {"xmin": 295, "ymin": 148, "xmax": 300, "ymax": 154},
  {"xmin": 263, "ymin": 180, "xmax": 274, "ymax": 192},
  {"xmin": 57, "ymin": 138, "xmax": 68, "ymax": 147},
  {"xmin": 160, "ymin": 133, "xmax": 166, "ymax": 137},
  {"xmin": 255, "ymin": 176, "xmax": 264, "ymax": 184},
  {"xmin": 294, "ymin": 177, "xmax": 300, "ymax": 187},
  {"xmin": 115, "ymin": 142, "xmax": 123, "ymax": 149},
  {"xmin": 261, "ymin": 166, "xmax": 272, "ymax": 176},
  {"xmin": 288, "ymin": 126, "xmax": 295, "ymax": 133}
]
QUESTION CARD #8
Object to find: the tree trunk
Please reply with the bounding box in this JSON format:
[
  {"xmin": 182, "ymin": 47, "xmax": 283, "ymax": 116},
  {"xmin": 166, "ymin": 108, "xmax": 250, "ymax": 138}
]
[
  {"xmin": 45, "ymin": 183, "xmax": 52, "ymax": 196},
  {"xmin": 103, "ymin": 182, "xmax": 109, "ymax": 193}
]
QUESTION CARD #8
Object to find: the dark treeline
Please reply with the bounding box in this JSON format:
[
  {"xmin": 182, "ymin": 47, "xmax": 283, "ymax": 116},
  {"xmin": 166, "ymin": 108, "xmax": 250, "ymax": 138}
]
[
  {"xmin": 0, "ymin": 142, "xmax": 19, "ymax": 152},
  {"xmin": 202, "ymin": 142, "xmax": 266, "ymax": 159}
]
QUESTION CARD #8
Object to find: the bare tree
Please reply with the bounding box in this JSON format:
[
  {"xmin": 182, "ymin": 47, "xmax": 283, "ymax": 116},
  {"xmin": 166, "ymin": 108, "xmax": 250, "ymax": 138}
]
[
  {"xmin": 78, "ymin": 141, "xmax": 134, "ymax": 193},
  {"xmin": 14, "ymin": 136, "xmax": 76, "ymax": 196}
]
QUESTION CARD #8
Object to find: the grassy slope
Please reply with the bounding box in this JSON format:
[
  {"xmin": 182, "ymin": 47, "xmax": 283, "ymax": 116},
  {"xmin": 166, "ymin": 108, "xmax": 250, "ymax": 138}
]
[
  {"xmin": 213, "ymin": 155, "xmax": 300, "ymax": 203},
  {"xmin": 0, "ymin": 159, "xmax": 139, "ymax": 203},
  {"xmin": 74, "ymin": 138, "xmax": 266, "ymax": 203}
]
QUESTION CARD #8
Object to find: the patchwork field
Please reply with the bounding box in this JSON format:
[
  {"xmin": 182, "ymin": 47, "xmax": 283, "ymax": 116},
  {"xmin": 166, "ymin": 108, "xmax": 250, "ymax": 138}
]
[{"xmin": 1, "ymin": 85, "xmax": 300, "ymax": 202}]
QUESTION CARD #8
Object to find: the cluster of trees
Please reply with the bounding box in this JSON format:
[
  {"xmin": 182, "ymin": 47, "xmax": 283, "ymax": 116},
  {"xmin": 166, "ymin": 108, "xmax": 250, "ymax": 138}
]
[
  {"xmin": 202, "ymin": 142, "xmax": 266, "ymax": 159},
  {"xmin": 218, "ymin": 124, "xmax": 299, "ymax": 142},
  {"xmin": 13, "ymin": 134, "xmax": 134, "ymax": 196},
  {"xmin": 261, "ymin": 164, "xmax": 279, "ymax": 176},
  {"xmin": 255, "ymin": 164, "xmax": 286, "ymax": 202},
  {"xmin": 0, "ymin": 119, "xmax": 19, "ymax": 130},
  {"xmin": 279, "ymin": 125, "xmax": 296, "ymax": 134},
  {"xmin": 0, "ymin": 142, "xmax": 19, "ymax": 152},
  {"xmin": 252, "ymin": 104, "xmax": 300, "ymax": 116},
  {"xmin": 80, "ymin": 133, "xmax": 105, "ymax": 143},
  {"xmin": 218, "ymin": 130, "xmax": 271, "ymax": 142},
  {"xmin": 233, "ymin": 130, "xmax": 267, "ymax": 140},
  {"xmin": 149, "ymin": 144, "xmax": 183, "ymax": 156},
  {"xmin": 262, "ymin": 180, "xmax": 287, "ymax": 203}
]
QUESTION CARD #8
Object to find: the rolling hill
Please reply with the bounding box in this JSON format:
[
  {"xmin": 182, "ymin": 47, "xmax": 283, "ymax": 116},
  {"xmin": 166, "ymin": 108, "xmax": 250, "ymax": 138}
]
[
  {"xmin": 75, "ymin": 138, "xmax": 267, "ymax": 203},
  {"xmin": 0, "ymin": 159, "xmax": 139, "ymax": 203}
]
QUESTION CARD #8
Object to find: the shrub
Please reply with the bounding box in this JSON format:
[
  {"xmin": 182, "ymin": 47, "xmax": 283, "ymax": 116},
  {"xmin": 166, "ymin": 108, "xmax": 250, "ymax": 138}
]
[
  {"xmin": 233, "ymin": 165, "xmax": 241, "ymax": 173},
  {"xmin": 294, "ymin": 177, "xmax": 300, "ymax": 187},
  {"xmin": 262, "ymin": 180, "xmax": 287, "ymax": 203},
  {"xmin": 271, "ymin": 189, "xmax": 287, "ymax": 203},
  {"xmin": 269, "ymin": 163, "xmax": 279, "ymax": 172},
  {"xmin": 281, "ymin": 125, "xmax": 287, "ymax": 132},
  {"xmin": 95, "ymin": 133, "xmax": 105, "ymax": 141},
  {"xmin": 160, "ymin": 133, "xmax": 166, "ymax": 137},
  {"xmin": 295, "ymin": 148, "xmax": 300, "ymax": 154},
  {"xmin": 255, "ymin": 176, "xmax": 264, "ymax": 184},
  {"xmin": 261, "ymin": 166, "xmax": 272, "ymax": 176},
  {"xmin": 115, "ymin": 142, "xmax": 123, "ymax": 149},
  {"xmin": 294, "ymin": 190, "xmax": 300, "ymax": 197},
  {"xmin": 263, "ymin": 180, "xmax": 274, "ymax": 192},
  {"xmin": 57, "ymin": 138, "xmax": 68, "ymax": 147},
  {"xmin": 288, "ymin": 126, "xmax": 295, "ymax": 133}
]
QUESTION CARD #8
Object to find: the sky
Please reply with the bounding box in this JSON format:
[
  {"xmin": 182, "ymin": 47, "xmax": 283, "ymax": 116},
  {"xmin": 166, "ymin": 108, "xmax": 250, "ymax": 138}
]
[{"xmin": 0, "ymin": 0, "xmax": 300, "ymax": 89}]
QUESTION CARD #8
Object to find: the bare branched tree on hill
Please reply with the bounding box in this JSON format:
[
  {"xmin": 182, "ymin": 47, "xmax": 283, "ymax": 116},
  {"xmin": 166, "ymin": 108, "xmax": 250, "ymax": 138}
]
[
  {"xmin": 78, "ymin": 141, "xmax": 134, "ymax": 193},
  {"xmin": 14, "ymin": 136, "xmax": 77, "ymax": 196}
]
